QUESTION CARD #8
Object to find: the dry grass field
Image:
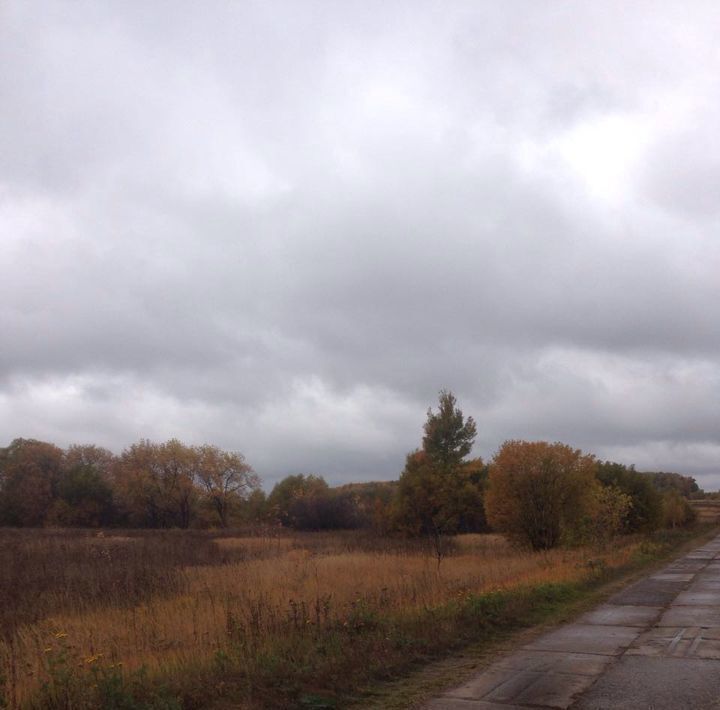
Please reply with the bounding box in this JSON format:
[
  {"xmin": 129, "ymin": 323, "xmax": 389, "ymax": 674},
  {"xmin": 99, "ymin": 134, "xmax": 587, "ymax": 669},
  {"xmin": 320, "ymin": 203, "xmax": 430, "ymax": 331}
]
[
  {"xmin": 690, "ymin": 499, "xmax": 720, "ymax": 525},
  {"xmin": 0, "ymin": 528, "xmax": 677, "ymax": 709}
]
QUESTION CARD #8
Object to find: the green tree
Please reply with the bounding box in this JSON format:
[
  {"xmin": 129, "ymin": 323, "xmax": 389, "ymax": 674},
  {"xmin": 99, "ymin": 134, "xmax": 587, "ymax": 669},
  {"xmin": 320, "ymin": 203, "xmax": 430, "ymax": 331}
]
[
  {"xmin": 47, "ymin": 444, "xmax": 117, "ymax": 527},
  {"xmin": 422, "ymin": 390, "xmax": 477, "ymax": 469},
  {"xmin": 595, "ymin": 461, "xmax": 661, "ymax": 533},
  {"xmin": 394, "ymin": 391, "xmax": 483, "ymax": 559},
  {"xmin": 644, "ymin": 471, "xmax": 699, "ymax": 497}
]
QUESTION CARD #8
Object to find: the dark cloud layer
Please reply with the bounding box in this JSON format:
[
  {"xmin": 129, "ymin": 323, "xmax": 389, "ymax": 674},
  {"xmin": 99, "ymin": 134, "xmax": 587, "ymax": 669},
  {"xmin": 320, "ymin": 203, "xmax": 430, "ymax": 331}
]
[{"xmin": 1, "ymin": 1, "xmax": 719, "ymax": 488}]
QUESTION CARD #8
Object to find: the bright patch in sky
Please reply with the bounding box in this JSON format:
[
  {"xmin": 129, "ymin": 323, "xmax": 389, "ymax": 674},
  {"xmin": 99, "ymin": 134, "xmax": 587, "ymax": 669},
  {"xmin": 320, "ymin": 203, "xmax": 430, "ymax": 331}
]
[{"xmin": 554, "ymin": 115, "xmax": 649, "ymax": 201}]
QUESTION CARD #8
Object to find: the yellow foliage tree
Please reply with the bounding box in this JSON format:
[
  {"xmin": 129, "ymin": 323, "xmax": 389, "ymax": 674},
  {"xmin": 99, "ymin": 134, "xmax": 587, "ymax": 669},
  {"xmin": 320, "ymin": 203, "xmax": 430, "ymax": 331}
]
[{"xmin": 485, "ymin": 440, "xmax": 597, "ymax": 550}]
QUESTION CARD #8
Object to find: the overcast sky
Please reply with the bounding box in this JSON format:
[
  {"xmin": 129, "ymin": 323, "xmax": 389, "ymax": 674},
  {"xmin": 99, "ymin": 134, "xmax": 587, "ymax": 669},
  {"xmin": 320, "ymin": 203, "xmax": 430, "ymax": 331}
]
[{"xmin": 1, "ymin": 1, "xmax": 719, "ymax": 489}]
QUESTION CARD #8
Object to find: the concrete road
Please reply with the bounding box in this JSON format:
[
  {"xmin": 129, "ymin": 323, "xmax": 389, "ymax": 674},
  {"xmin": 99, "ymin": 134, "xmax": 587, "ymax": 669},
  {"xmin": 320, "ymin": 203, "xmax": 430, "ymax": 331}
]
[{"xmin": 425, "ymin": 535, "xmax": 720, "ymax": 709}]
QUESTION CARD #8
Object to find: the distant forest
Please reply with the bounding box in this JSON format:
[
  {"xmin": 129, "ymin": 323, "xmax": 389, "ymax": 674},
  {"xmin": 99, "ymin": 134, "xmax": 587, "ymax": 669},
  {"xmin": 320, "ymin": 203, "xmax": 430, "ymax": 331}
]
[{"xmin": 0, "ymin": 393, "xmax": 703, "ymax": 546}]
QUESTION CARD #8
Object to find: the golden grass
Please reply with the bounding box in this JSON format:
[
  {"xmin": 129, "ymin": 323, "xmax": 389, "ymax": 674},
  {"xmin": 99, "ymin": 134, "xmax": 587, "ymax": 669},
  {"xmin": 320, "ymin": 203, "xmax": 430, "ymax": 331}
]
[
  {"xmin": 213, "ymin": 535, "xmax": 294, "ymax": 554},
  {"xmin": 690, "ymin": 501, "xmax": 720, "ymax": 524},
  {"xmin": 0, "ymin": 532, "xmax": 642, "ymax": 706}
]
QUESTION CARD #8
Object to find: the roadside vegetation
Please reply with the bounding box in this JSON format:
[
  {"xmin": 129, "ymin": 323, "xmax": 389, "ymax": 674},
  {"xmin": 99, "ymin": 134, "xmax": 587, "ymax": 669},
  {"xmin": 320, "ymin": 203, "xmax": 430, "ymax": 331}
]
[
  {"xmin": 0, "ymin": 390, "xmax": 710, "ymax": 708},
  {"xmin": 1, "ymin": 527, "xmax": 709, "ymax": 709}
]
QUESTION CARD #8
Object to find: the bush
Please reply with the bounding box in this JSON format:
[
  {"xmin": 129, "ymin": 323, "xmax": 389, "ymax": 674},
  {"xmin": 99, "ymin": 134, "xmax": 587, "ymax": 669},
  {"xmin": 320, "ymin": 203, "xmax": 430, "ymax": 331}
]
[
  {"xmin": 485, "ymin": 441, "xmax": 597, "ymax": 550},
  {"xmin": 596, "ymin": 461, "xmax": 662, "ymax": 533},
  {"xmin": 661, "ymin": 490, "xmax": 697, "ymax": 529}
]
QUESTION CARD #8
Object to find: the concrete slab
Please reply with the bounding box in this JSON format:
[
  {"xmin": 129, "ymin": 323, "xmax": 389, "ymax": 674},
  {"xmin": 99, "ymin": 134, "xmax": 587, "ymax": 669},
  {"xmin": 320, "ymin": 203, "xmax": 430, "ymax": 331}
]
[
  {"xmin": 522, "ymin": 623, "xmax": 639, "ymax": 655},
  {"xmin": 674, "ymin": 591, "xmax": 720, "ymax": 606},
  {"xmin": 695, "ymin": 572, "xmax": 720, "ymax": 583},
  {"xmin": 426, "ymin": 698, "xmax": 526, "ymax": 709},
  {"xmin": 577, "ymin": 604, "xmax": 661, "ymax": 627},
  {"xmin": 574, "ymin": 656, "xmax": 720, "ymax": 709},
  {"xmin": 693, "ymin": 570, "xmax": 720, "ymax": 586},
  {"xmin": 658, "ymin": 606, "xmax": 720, "ymax": 628},
  {"xmin": 690, "ymin": 579, "xmax": 720, "ymax": 592},
  {"xmin": 662, "ymin": 561, "xmax": 707, "ymax": 572},
  {"xmin": 447, "ymin": 668, "xmax": 520, "ymax": 700},
  {"xmin": 608, "ymin": 579, "xmax": 688, "ymax": 606},
  {"xmin": 494, "ymin": 650, "xmax": 613, "ymax": 676},
  {"xmin": 649, "ymin": 573, "xmax": 695, "ymax": 582},
  {"xmin": 461, "ymin": 670, "xmax": 541, "ymax": 702},
  {"xmin": 510, "ymin": 672, "xmax": 597, "ymax": 708},
  {"xmin": 627, "ymin": 626, "xmax": 720, "ymax": 659},
  {"xmin": 449, "ymin": 667, "xmax": 598, "ymax": 709}
]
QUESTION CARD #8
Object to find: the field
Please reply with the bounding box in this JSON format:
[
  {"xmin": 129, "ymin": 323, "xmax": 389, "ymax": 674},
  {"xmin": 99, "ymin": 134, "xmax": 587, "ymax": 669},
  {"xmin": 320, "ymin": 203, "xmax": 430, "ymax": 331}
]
[
  {"xmin": 690, "ymin": 499, "xmax": 720, "ymax": 525},
  {"xmin": 0, "ymin": 528, "xmax": 679, "ymax": 709}
]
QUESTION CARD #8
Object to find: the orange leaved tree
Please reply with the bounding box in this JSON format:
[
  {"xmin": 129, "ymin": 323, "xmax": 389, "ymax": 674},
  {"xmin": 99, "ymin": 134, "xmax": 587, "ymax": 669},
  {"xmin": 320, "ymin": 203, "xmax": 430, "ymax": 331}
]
[{"xmin": 485, "ymin": 440, "xmax": 596, "ymax": 550}]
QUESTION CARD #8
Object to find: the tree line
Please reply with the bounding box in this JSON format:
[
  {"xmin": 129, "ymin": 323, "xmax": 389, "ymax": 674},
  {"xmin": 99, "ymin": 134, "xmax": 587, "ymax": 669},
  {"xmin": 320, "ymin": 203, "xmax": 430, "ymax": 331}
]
[
  {"xmin": 0, "ymin": 391, "xmax": 701, "ymax": 542},
  {"xmin": 0, "ymin": 439, "xmax": 259, "ymax": 528},
  {"xmin": 393, "ymin": 391, "xmax": 698, "ymax": 549}
]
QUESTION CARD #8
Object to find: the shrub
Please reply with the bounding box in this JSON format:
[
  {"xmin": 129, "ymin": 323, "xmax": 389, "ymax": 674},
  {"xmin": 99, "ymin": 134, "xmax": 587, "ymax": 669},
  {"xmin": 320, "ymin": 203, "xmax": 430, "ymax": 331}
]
[{"xmin": 485, "ymin": 440, "xmax": 596, "ymax": 550}]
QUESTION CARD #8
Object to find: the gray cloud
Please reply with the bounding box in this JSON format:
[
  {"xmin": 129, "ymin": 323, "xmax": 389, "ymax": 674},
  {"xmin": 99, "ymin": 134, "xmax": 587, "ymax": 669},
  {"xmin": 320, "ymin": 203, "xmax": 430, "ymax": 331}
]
[{"xmin": 1, "ymin": 1, "xmax": 719, "ymax": 489}]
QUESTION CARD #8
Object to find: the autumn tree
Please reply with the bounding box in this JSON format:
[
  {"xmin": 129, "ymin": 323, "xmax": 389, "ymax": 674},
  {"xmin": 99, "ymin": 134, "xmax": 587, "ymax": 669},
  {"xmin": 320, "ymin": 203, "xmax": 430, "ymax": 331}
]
[
  {"xmin": 485, "ymin": 440, "xmax": 597, "ymax": 550},
  {"xmin": 457, "ymin": 456, "xmax": 490, "ymax": 532},
  {"xmin": 267, "ymin": 474, "xmax": 329, "ymax": 527},
  {"xmin": 159, "ymin": 439, "xmax": 200, "ymax": 529},
  {"xmin": 49, "ymin": 445, "xmax": 117, "ymax": 527},
  {"xmin": 195, "ymin": 445, "xmax": 259, "ymax": 527},
  {"xmin": 335, "ymin": 481, "xmax": 398, "ymax": 532},
  {"xmin": 284, "ymin": 488, "xmax": 362, "ymax": 530},
  {"xmin": 64, "ymin": 444, "xmax": 116, "ymax": 473},
  {"xmin": 596, "ymin": 461, "xmax": 661, "ymax": 533},
  {"xmin": 265, "ymin": 474, "xmax": 366, "ymax": 530},
  {"xmin": 114, "ymin": 439, "xmax": 199, "ymax": 528},
  {"xmin": 113, "ymin": 439, "xmax": 164, "ymax": 527},
  {"xmin": 661, "ymin": 490, "xmax": 697, "ymax": 529},
  {"xmin": 0, "ymin": 438, "xmax": 64, "ymax": 526},
  {"xmin": 394, "ymin": 391, "xmax": 484, "ymax": 556},
  {"xmin": 0, "ymin": 436, "xmax": 261, "ymax": 529},
  {"xmin": 587, "ymin": 485, "xmax": 633, "ymax": 545},
  {"xmin": 236, "ymin": 488, "xmax": 269, "ymax": 524},
  {"xmin": 645, "ymin": 471, "xmax": 699, "ymax": 497}
]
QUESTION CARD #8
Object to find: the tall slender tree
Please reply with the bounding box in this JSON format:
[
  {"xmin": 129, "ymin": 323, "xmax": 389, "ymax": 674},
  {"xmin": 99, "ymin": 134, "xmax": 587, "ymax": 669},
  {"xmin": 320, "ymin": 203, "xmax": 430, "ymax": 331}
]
[
  {"xmin": 422, "ymin": 390, "xmax": 477, "ymax": 468},
  {"xmin": 395, "ymin": 391, "xmax": 484, "ymax": 552}
]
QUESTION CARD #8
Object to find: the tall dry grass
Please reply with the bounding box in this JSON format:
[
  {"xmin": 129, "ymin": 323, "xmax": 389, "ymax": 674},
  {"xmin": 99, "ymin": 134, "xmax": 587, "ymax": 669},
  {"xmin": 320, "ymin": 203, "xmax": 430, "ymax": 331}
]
[{"xmin": 0, "ymin": 528, "xmax": 643, "ymax": 707}]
